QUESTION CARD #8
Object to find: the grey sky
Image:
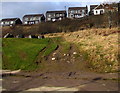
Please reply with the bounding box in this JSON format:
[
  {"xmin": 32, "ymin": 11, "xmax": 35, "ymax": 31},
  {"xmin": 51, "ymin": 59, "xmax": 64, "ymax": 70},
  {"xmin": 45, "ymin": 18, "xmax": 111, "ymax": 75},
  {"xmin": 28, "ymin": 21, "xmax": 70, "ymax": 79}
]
[{"xmin": 1, "ymin": 1, "xmax": 119, "ymax": 20}]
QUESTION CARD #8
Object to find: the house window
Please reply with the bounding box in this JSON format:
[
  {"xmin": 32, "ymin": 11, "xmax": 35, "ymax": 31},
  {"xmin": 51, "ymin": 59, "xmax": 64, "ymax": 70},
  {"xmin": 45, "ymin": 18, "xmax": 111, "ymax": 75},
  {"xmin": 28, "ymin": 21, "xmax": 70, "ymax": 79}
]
[
  {"xmin": 56, "ymin": 14, "xmax": 59, "ymax": 17},
  {"xmin": 11, "ymin": 21, "xmax": 14, "ymax": 24},
  {"xmin": 100, "ymin": 10, "xmax": 103, "ymax": 14},
  {"xmin": 48, "ymin": 14, "xmax": 51, "ymax": 17},
  {"xmin": 71, "ymin": 10, "xmax": 74, "ymax": 13},
  {"xmin": 5, "ymin": 21, "xmax": 9, "ymax": 24},
  {"xmin": 33, "ymin": 17, "xmax": 36, "ymax": 20},
  {"xmin": 1, "ymin": 22, "xmax": 4, "ymax": 25},
  {"xmin": 75, "ymin": 10, "xmax": 77, "ymax": 13},
  {"xmin": 47, "ymin": 18, "xmax": 51, "ymax": 21},
  {"xmin": 78, "ymin": 10, "xmax": 80, "ymax": 13},
  {"xmin": 24, "ymin": 22, "xmax": 27, "ymax": 24},
  {"xmin": 82, "ymin": 10, "xmax": 85, "ymax": 13},
  {"xmin": 60, "ymin": 14, "xmax": 63, "ymax": 16},
  {"xmin": 25, "ymin": 18, "xmax": 28, "ymax": 21},
  {"xmin": 96, "ymin": 11, "xmax": 98, "ymax": 14}
]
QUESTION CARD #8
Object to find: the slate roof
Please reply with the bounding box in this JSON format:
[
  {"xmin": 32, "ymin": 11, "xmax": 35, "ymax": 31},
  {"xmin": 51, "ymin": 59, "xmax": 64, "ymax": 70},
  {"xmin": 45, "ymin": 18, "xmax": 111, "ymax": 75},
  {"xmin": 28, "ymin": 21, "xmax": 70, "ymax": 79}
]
[
  {"xmin": 1, "ymin": 18, "xmax": 19, "ymax": 21},
  {"xmin": 68, "ymin": 7, "xmax": 87, "ymax": 10},
  {"xmin": 94, "ymin": 4, "xmax": 114, "ymax": 10},
  {"xmin": 46, "ymin": 10, "xmax": 66, "ymax": 13},
  {"xmin": 90, "ymin": 5, "xmax": 98, "ymax": 10},
  {"xmin": 23, "ymin": 14, "xmax": 44, "ymax": 18}
]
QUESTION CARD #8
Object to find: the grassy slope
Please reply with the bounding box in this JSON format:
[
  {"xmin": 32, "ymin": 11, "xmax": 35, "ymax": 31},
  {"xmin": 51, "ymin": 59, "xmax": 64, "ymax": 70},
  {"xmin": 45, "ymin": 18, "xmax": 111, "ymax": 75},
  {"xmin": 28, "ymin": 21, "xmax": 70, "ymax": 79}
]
[
  {"xmin": 2, "ymin": 38, "xmax": 58, "ymax": 70},
  {"xmin": 64, "ymin": 28, "xmax": 119, "ymax": 72},
  {"xmin": 45, "ymin": 28, "xmax": 119, "ymax": 73}
]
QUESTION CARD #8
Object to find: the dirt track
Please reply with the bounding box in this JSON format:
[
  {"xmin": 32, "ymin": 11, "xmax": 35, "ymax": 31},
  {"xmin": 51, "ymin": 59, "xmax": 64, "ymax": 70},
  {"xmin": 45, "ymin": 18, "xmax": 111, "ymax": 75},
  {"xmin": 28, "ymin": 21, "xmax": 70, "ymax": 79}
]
[{"xmin": 2, "ymin": 43, "xmax": 119, "ymax": 92}]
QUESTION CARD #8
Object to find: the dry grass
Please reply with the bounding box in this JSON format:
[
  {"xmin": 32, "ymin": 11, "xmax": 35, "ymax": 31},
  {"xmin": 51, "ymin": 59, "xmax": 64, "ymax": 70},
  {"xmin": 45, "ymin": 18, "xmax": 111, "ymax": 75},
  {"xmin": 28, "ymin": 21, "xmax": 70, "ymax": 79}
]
[{"xmin": 45, "ymin": 28, "xmax": 119, "ymax": 72}]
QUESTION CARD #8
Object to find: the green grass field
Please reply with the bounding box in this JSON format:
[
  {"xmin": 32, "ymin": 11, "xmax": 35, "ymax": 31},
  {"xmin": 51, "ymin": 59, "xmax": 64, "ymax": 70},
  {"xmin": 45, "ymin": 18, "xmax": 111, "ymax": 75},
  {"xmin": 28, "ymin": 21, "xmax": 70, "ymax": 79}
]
[{"xmin": 2, "ymin": 38, "xmax": 58, "ymax": 70}]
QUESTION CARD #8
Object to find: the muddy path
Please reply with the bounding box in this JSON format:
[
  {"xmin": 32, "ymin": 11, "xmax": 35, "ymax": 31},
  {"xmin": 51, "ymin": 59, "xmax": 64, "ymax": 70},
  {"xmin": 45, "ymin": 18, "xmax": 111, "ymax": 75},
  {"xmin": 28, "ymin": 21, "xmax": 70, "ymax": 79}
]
[{"xmin": 2, "ymin": 43, "xmax": 119, "ymax": 92}]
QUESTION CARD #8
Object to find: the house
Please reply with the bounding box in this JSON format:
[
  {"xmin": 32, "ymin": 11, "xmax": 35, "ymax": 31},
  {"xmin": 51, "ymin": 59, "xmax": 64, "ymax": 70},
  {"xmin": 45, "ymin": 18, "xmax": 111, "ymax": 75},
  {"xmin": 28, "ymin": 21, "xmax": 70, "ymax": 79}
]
[
  {"xmin": 0, "ymin": 18, "xmax": 22, "ymax": 26},
  {"xmin": 24, "ymin": 35, "xmax": 38, "ymax": 38},
  {"xmin": 118, "ymin": 2, "xmax": 120, "ymax": 13},
  {"xmin": 3, "ymin": 33, "xmax": 14, "ymax": 38},
  {"xmin": 16, "ymin": 34, "xmax": 24, "ymax": 38},
  {"xmin": 93, "ymin": 4, "xmax": 116, "ymax": 15},
  {"xmin": 46, "ymin": 10, "xmax": 67, "ymax": 22},
  {"xmin": 89, "ymin": 5, "xmax": 98, "ymax": 15},
  {"xmin": 23, "ymin": 14, "xmax": 45, "ymax": 25},
  {"xmin": 38, "ymin": 35, "xmax": 44, "ymax": 39},
  {"xmin": 68, "ymin": 6, "xmax": 88, "ymax": 19}
]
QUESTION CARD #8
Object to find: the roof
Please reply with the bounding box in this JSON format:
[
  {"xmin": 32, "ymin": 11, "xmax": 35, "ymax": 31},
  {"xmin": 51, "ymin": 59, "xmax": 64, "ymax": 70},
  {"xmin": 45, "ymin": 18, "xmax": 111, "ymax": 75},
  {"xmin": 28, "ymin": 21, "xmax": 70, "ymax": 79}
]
[
  {"xmin": 68, "ymin": 7, "xmax": 87, "ymax": 10},
  {"xmin": 23, "ymin": 14, "xmax": 44, "ymax": 18},
  {"xmin": 94, "ymin": 4, "xmax": 114, "ymax": 10},
  {"xmin": 1, "ymin": 18, "xmax": 19, "ymax": 21},
  {"xmin": 90, "ymin": 5, "xmax": 98, "ymax": 10},
  {"xmin": 46, "ymin": 10, "xmax": 66, "ymax": 13}
]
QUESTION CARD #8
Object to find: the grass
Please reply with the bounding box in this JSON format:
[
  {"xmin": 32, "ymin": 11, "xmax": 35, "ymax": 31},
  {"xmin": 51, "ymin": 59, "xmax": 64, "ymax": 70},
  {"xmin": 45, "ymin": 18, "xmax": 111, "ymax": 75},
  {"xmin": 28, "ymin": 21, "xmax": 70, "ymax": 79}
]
[
  {"xmin": 63, "ymin": 28, "xmax": 119, "ymax": 72},
  {"xmin": 2, "ymin": 38, "xmax": 58, "ymax": 70},
  {"xmin": 45, "ymin": 28, "xmax": 119, "ymax": 73},
  {"xmin": 60, "ymin": 42, "xmax": 71, "ymax": 53}
]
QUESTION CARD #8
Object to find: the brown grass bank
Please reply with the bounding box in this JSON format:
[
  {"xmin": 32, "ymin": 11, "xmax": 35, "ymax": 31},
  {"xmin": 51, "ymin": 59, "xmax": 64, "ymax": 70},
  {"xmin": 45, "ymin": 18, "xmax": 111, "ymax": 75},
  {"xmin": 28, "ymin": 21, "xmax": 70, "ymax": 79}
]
[{"xmin": 45, "ymin": 28, "xmax": 119, "ymax": 73}]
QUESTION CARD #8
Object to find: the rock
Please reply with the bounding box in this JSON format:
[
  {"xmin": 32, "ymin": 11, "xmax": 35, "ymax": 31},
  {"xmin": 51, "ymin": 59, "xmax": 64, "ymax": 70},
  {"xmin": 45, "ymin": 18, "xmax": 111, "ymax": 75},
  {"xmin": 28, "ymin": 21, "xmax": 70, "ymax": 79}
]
[
  {"xmin": 73, "ymin": 52, "xmax": 77, "ymax": 55},
  {"xmin": 67, "ymin": 61, "xmax": 70, "ymax": 63},
  {"xmin": 53, "ymin": 52, "xmax": 56, "ymax": 56},
  {"xmin": 67, "ymin": 54, "xmax": 70, "ymax": 56},
  {"xmin": 63, "ymin": 54, "xmax": 66, "ymax": 56},
  {"xmin": 52, "ymin": 58, "xmax": 56, "ymax": 61}
]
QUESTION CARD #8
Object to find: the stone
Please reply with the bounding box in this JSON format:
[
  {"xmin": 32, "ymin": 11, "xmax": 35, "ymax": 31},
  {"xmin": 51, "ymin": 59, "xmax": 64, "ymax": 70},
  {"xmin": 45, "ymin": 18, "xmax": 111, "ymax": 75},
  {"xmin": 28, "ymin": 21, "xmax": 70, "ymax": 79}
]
[
  {"xmin": 73, "ymin": 52, "xmax": 77, "ymax": 55},
  {"xmin": 52, "ymin": 58, "xmax": 55, "ymax": 61},
  {"xmin": 64, "ymin": 54, "xmax": 66, "ymax": 56}
]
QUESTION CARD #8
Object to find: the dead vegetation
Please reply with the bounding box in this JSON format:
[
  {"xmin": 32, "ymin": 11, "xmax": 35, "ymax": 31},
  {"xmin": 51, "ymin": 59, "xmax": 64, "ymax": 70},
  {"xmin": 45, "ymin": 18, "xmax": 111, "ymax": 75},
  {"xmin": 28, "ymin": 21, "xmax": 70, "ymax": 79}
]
[{"xmin": 45, "ymin": 28, "xmax": 119, "ymax": 73}]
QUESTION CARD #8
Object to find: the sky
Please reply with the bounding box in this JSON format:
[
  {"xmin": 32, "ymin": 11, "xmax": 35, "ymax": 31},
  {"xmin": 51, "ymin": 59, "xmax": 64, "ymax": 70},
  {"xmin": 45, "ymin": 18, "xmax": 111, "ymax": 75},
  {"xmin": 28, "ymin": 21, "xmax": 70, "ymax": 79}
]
[{"xmin": 0, "ymin": 0, "xmax": 119, "ymax": 20}]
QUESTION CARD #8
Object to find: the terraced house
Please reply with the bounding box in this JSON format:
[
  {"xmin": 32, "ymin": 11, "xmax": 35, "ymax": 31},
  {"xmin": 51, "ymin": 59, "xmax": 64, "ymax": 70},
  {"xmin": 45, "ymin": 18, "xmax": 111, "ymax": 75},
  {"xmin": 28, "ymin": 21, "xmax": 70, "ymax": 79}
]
[
  {"xmin": 0, "ymin": 18, "xmax": 22, "ymax": 26},
  {"xmin": 23, "ymin": 14, "xmax": 45, "ymax": 25},
  {"xmin": 46, "ymin": 10, "xmax": 67, "ymax": 22},
  {"xmin": 68, "ymin": 6, "xmax": 88, "ymax": 19}
]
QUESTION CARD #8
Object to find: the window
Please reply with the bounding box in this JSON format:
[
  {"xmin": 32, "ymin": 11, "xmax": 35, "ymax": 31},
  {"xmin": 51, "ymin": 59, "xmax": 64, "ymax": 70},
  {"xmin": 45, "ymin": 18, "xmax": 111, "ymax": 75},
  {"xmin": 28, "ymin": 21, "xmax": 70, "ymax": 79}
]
[
  {"xmin": 60, "ymin": 14, "xmax": 63, "ymax": 16},
  {"xmin": 78, "ymin": 10, "xmax": 80, "ymax": 13},
  {"xmin": 56, "ymin": 14, "xmax": 59, "ymax": 17},
  {"xmin": 24, "ymin": 22, "xmax": 27, "ymax": 24},
  {"xmin": 71, "ymin": 10, "xmax": 74, "ymax": 13},
  {"xmin": 1, "ymin": 22, "xmax": 4, "ymax": 25},
  {"xmin": 25, "ymin": 17, "xmax": 28, "ymax": 21},
  {"xmin": 5, "ymin": 21, "xmax": 9, "ymax": 24},
  {"xmin": 75, "ymin": 10, "xmax": 78, "ymax": 13},
  {"xmin": 47, "ymin": 18, "xmax": 51, "ymax": 21},
  {"xmin": 33, "ymin": 17, "xmax": 36, "ymax": 20},
  {"xmin": 11, "ymin": 21, "xmax": 14, "ymax": 24},
  {"xmin": 96, "ymin": 11, "xmax": 98, "ymax": 14},
  {"xmin": 100, "ymin": 10, "xmax": 103, "ymax": 14},
  {"xmin": 82, "ymin": 10, "xmax": 85, "ymax": 13},
  {"xmin": 48, "ymin": 14, "xmax": 51, "ymax": 17}
]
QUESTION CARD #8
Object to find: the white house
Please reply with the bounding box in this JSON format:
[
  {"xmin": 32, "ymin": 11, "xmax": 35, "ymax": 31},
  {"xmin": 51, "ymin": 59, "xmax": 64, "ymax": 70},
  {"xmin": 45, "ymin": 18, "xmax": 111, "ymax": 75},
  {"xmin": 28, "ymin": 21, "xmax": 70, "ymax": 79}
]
[
  {"xmin": 93, "ymin": 4, "xmax": 105, "ymax": 15},
  {"xmin": 93, "ymin": 4, "xmax": 115, "ymax": 15}
]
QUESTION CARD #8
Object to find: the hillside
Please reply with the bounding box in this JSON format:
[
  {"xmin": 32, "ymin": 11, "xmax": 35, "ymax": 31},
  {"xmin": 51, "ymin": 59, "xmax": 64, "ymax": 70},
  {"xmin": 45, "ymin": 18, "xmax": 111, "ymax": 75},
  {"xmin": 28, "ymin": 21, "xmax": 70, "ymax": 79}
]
[
  {"xmin": 45, "ymin": 28, "xmax": 119, "ymax": 72},
  {"xmin": 2, "ymin": 28, "xmax": 119, "ymax": 92},
  {"xmin": 1, "ymin": 13, "xmax": 119, "ymax": 37}
]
